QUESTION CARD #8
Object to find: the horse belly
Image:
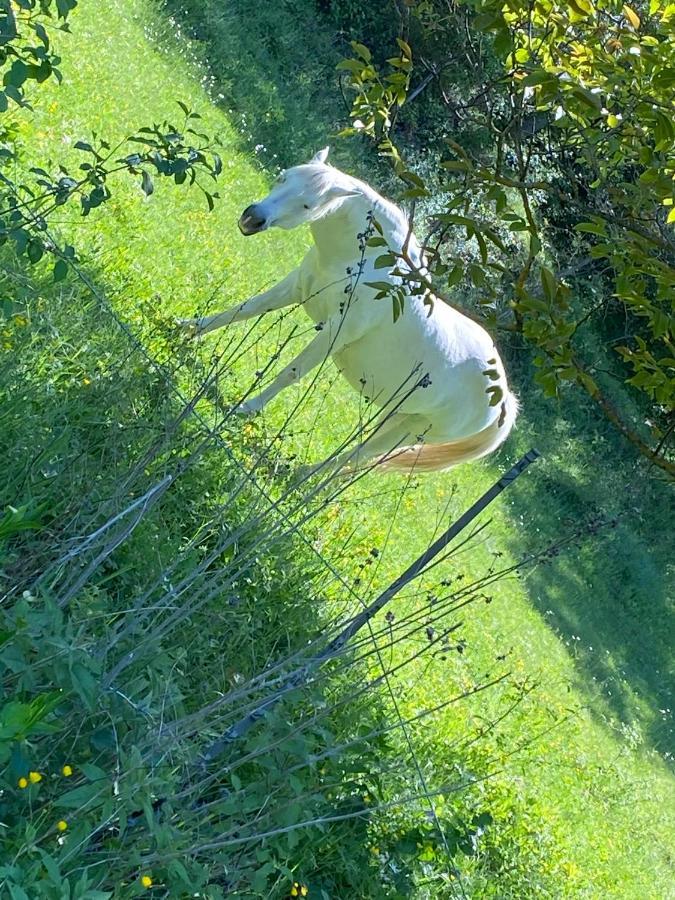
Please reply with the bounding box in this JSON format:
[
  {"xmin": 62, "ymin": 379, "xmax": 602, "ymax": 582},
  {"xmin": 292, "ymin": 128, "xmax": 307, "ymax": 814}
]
[
  {"xmin": 332, "ymin": 321, "xmax": 436, "ymax": 408},
  {"xmin": 332, "ymin": 307, "xmax": 503, "ymax": 440}
]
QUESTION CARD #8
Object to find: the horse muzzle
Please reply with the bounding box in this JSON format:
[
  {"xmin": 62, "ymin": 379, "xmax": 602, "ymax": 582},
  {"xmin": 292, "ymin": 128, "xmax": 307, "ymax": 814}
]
[{"xmin": 238, "ymin": 205, "xmax": 267, "ymax": 235}]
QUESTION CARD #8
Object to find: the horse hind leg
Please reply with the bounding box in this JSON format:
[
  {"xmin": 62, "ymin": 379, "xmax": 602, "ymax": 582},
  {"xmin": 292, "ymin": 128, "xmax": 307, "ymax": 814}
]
[{"xmin": 298, "ymin": 412, "xmax": 431, "ymax": 480}]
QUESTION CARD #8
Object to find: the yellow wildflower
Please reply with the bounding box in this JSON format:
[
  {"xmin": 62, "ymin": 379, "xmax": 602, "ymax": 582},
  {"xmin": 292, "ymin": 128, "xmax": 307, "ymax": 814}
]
[
  {"xmin": 62, "ymin": 765, "xmax": 73, "ymax": 777},
  {"xmin": 563, "ymin": 861, "xmax": 580, "ymax": 879},
  {"xmin": 57, "ymin": 820, "xmax": 68, "ymax": 832},
  {"xmin": 28, "ymin": 771, "xmax": 42, "ymax": 784},
  {"xmin": 140, "ymin": 875, "xmax": 152, "ymax": 889},
  {"xmin": 18, "ymin": 777, "xmax": 28, "ymax": 789}
]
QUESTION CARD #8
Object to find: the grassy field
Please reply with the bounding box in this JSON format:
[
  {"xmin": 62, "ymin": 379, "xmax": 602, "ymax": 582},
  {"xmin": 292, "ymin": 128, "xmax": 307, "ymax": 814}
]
[{"xmin": 1, "ymin": 0, "xmax": 673, "ymax": 897}]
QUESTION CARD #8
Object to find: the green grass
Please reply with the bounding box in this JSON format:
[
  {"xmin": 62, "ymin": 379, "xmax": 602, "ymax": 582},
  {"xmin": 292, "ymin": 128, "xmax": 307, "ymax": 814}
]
[{"xmin": 1, "ymin": 0, "xmax": 673, "ymax": 896}]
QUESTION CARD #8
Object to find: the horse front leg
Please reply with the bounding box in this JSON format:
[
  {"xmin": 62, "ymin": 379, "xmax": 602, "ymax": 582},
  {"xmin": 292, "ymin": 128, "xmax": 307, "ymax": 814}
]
[
  {"xmin": 234, "ymin": 324, "xmax": 337, "ymax": 416},
  {"xmin": 178, "ymin": 269, "xmax": 300, "ymax": 337}
]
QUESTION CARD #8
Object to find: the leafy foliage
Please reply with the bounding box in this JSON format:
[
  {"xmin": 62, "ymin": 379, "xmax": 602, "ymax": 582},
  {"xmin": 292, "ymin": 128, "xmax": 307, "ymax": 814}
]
[
  {"xmin": 0, "ymin": 2, "xmax": 222, "ymax": 285},
  {"xmin": 0, "ymin": 0, "xmax": 77, "ymax": 112}
]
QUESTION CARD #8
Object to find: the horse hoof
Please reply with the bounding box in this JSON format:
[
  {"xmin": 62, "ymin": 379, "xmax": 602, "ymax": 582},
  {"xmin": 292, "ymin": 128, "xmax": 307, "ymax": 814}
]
[
  {"xmin": 231, "ymin": 400, "xmax": 260, "ymax": 417},
  {"xmin": 176, "ymin": 318, "xmax": 201, "ymax": 338}
]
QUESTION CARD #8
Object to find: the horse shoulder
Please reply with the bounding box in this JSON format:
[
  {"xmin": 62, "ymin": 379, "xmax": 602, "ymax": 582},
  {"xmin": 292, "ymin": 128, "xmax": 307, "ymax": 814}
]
[{"xmin": 299, "ymin": 249, "xmax": 342, "ymax": 323}]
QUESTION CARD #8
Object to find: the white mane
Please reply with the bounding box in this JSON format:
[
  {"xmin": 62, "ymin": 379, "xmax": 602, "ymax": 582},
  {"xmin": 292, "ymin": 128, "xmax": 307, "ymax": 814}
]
[{"xmin": 312, "ymin": 165, "xmax": 416, "ymax": 255}]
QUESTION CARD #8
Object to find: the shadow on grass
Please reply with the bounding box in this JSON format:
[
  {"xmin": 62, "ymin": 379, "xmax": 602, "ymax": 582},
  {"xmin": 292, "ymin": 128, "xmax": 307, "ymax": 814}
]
[
  {"xmin": 503, "ymin": 349, "xmax": 674, "ymax": 758},
  {"xmin": 158, "ymin": 0, "xmax": 382, "ymax": 174}
]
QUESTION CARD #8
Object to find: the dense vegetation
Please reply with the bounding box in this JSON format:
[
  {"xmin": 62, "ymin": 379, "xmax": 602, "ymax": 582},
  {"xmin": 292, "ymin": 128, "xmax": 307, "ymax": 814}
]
[{"xmin": 0, "ymin": 0, "xmax": 673, "ymax": 897}]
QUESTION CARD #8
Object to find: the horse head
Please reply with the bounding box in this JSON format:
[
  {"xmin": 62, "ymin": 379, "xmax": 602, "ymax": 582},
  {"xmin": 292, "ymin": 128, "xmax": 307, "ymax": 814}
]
[{"xmin": 238, "ymin": 147, "xmax": 360, "ymax": 235}]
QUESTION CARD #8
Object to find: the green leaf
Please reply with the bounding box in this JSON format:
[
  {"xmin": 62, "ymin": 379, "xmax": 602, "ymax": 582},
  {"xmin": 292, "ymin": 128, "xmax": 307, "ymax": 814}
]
[
  {"xmin": 469, "ymin": 264, "xmax": 486, "ymax": 287},
  {"xmin": 336, "ymin": 58, "xmax": 364, "ymax": 74},
  {"xmin": 568, "ymin": 0, "xmax": 595, "ymax": 18},
  {"xmin": 351, "ymin": 41, "xmax": 372, "ymax": 62},
  {"xmin": 4, "ymin": 60, "xmax": 28, "ymax": 89},
  {"xmin": 570, "ymin": 86, "xmax": 602, "ymax": 111},
  {"xmin": 400, "ymin": 187, "xmax": 429, "ymax": 199},
  {"xmin": 396, "ymin": 37, "xmax": 412, "ymax": 60},
  {"xmin": 522, "ymin": 70, "xmax": 556, "ymax": 87},
  {"xmin": 374, "ymin": 253, "xmax": 396, "ymax": 269},
  {"xmin": 69, "ymin": 661, "xmax": 98, "ymax": 711},
  {"xmin": 623, "ymin": 4, "xmax": 640, "ymax": 28},
  {"xmin": 27, "ymin": 240, "xmax": 44, "ymax": 264},
  {"xmin": 476, "ymin": 232, "xmax": 488, "ymax": 265},
  {"xmin": 53, "ymin": 259, "xmax": 68, "ymax": 282},
  {"xmin": 54, "ymin": 782, "xmax": 105, "ymax": 809},
  {"xmin": 441, "ymin": 160, "xmax": 472, "ymax": 172},
  {"xmin": 575, "ymin": 221, "xmax": 607, "ymax": 236},
  {"xmin": 540, "ymin": 266, "xmax": 556, "ymax": 301},
  {"xmin": 0, "ymin": 694, "xmax": 63, "ymax": 741},
  {"xmin": 34, "ymin": 22, "xmax": 50, "ymax": 48},
  {"xmin": 447, "ymin": 264, "xmax": 464, "ymax": 287},
  {"xmin": 55, "ymin": 0, "xmax": 78, "ymax": 19},
  {"xmin": 141, "ymin": 169, "xmax": 154, "ymax": 196}
]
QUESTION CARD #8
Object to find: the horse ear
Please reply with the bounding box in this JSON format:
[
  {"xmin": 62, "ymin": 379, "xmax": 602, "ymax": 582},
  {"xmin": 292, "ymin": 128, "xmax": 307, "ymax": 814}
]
[
  {"xmin": 328, "ymin": 185, "xmax": 360, "ymax": 199},
  {"xmin": 311, "ymin": 146, "xmax": 330, "ymax": 164}
]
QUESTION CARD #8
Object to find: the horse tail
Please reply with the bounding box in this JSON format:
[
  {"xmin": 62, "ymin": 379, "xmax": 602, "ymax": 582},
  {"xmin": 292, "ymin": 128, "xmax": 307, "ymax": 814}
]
[{"xmin": 379, "ymin": 390, "xmax": 519, "ymax": 474}]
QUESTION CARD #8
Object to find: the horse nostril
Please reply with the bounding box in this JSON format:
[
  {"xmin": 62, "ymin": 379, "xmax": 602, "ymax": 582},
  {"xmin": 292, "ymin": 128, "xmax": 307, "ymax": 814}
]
[{"xmin": 238, "ymin": 205, "xmax": 266, "ymax": 235}]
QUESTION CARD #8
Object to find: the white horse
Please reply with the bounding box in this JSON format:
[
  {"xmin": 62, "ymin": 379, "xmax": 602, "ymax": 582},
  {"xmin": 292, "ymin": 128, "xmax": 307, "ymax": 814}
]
[{"xmin": 181, "ymin": 148, "xmax": 517, "ymax": 473}]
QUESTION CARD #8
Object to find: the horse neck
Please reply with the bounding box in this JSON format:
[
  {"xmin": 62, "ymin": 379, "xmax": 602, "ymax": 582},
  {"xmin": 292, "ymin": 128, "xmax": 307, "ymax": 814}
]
[
  {"xmin": 309, "ymin": 198, "xmax": 368, "ymax": 265},
  {"xmin": 310, "ymin": 179, "xmax": 407, "ymax": 266}
]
